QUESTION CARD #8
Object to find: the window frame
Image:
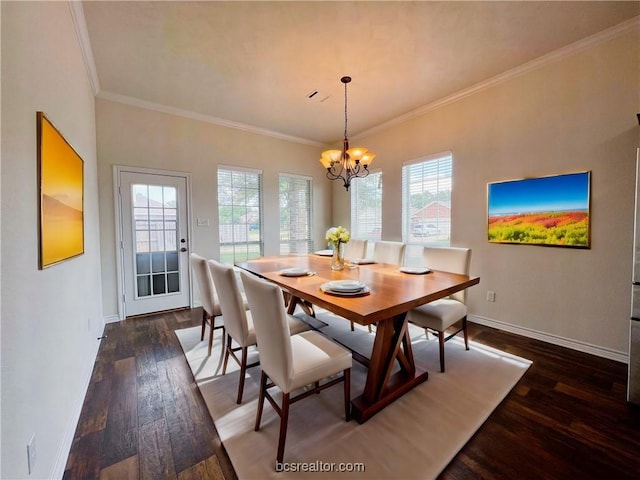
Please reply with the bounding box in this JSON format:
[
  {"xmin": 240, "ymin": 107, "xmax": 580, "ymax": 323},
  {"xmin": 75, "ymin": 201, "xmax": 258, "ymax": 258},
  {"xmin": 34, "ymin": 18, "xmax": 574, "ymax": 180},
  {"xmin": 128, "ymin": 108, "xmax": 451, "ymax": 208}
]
[
  {"xmin": 402, "ymin": 152, "xmax": 453, "ymax": 264},
  {"xmin": 217, "ymin": 165, "xmax": 263, "ymax": 264},
  {"xmin": 278, "ymin": 173, "xmax": 313, "ymax": 254},
  {"xmin": 350, "ymin": 169, "xmax": 383, "ymax": 246}
]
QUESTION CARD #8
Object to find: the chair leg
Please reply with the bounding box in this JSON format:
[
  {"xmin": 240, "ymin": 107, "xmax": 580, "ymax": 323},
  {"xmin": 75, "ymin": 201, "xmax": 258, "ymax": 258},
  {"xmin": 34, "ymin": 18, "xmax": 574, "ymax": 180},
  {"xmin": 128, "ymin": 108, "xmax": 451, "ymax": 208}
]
[
  {"xmin": 276, "ymin": 392, "xmax": 290, "ymax": 464},
  {"xmin": 438, "ymin": 331, "xmax": 446, "ymax": 372},
  {"xmin": 236, "ymin": 346, "xmax": 248, "ymax": 404},
  {"xmin": 254, "ymin": 370, "xmax": 267, "ymax": 431},
  {"xmin": 201, "ymin": 309, "xmax": 207, "ymax": 340},
  {"xmin": 343, "ymin": 368, "xmax": 351, "ymax": 422},
  {"xmin": 462, "ymin": 316, "xmax": 469, "ymax": 350},
  {"xmin": 350, "ymin": 321, "xmax": 355, "ymax": 332},
  {"xmin": 207, "ymin": 318, "xmax": 215, "ymax": 356},
  {"xmin": 367, "ymin": 324, "xmax": 373, "ymax": 333},
  {"xmin": 222, "ymin": 335, "xmax": 231, "ymax": 374}
]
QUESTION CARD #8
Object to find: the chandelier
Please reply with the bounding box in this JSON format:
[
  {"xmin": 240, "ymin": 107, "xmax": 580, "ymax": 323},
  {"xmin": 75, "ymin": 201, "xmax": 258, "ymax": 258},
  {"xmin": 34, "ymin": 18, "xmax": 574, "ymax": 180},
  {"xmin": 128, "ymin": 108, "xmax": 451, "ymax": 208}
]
[{"xmin": 319, "ymin": 76, "xmax": 375, "ymax": 191}]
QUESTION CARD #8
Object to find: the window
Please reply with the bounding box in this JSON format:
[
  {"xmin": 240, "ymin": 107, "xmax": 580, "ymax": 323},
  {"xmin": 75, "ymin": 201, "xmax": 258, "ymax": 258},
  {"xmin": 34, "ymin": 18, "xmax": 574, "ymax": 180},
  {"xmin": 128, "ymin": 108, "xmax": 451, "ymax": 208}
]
[
  {"xmin": 217, "ymin": 166, "xmax": 262, "ymax": 264},
  {"xmin": 402, "ymin": 152, "xmax": 452, "ymax": 264},
  {"xmin": 279, "ymin": 174, "xmax": 313, "ymax": 254},
  {"xmin": 350, "ymin": 170, "xmax": 382, "ymax": 245}
]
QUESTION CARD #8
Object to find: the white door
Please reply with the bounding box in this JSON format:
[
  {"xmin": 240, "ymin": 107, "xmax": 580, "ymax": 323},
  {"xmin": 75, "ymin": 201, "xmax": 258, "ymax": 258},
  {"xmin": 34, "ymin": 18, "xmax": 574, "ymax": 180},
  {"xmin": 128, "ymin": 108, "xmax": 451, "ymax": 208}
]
[{"xmin": 118, "ymin": 170, "xmax": 190, "ymax": 317}]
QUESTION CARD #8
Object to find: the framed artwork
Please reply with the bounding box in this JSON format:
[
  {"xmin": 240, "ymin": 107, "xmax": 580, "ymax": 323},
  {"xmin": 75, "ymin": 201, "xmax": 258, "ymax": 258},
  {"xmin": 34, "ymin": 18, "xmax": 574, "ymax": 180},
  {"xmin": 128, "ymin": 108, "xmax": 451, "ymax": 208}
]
[
  {"xmin": 487, "ymin": 171, "xmax": 591, "ymax": 248},
  {"xmin": 37, "ymin": 112, "xmax": 84, "ymax": 268}
]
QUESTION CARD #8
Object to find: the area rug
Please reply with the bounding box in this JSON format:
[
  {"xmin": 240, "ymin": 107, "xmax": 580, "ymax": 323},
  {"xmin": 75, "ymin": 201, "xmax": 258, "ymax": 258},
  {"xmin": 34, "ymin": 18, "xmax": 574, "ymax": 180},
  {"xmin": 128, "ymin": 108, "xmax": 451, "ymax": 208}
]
[{"xmin": 175, "ymin": 310, "xmax": 531, "ymax": 479}]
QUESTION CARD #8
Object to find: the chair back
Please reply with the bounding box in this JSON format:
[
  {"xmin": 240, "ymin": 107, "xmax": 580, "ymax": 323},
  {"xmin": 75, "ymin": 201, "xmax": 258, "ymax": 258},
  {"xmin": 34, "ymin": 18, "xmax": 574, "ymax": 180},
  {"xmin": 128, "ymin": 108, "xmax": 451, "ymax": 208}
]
[
  {"xmin": 373, "ymin": 241, "xmax": 406, "ymax": 265},
  {"xmin": 190, "ymin": 253, "xmax": 220, "ymax": 317},
  {"xmin": 423, "ymin": 247, "xmax": 472, "ymax": 303},
  {"xmin": 208, "ymin": 260, "xmax": 250, "ymax": 344},
  {"xmin": 343, "ymin": 239, "xmax": 368, "ymax": 261},
  {"xmin": 240, "ymin": 272, "xmax": 293, "ymax": 389}
]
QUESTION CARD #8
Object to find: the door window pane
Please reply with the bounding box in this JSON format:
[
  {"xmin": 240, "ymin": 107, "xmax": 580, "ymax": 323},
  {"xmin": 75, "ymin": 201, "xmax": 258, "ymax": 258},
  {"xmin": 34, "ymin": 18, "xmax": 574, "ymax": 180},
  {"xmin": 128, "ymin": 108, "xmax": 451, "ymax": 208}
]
[
  {"xmin": 152, "ymin": 274, "xmax": 166, "ymax": 294},
  {"xmin": 132, "ymin": 183, "xmax": 181, "ymax": 298}
]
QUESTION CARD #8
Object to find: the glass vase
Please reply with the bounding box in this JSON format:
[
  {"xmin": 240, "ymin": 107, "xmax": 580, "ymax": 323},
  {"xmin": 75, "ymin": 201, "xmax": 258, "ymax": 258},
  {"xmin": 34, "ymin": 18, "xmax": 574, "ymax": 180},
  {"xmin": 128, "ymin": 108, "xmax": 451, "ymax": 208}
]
[{"xmin": 331, "ymin": 242, "xmax": 345, "ymax": 271}]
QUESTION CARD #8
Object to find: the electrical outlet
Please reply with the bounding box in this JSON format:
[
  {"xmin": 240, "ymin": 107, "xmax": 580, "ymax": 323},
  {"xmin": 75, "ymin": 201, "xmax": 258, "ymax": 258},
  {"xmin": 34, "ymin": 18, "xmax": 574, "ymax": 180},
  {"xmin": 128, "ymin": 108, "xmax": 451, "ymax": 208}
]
[
  {"xmin": 486, "ymin": 291, "xmax": 496, "ymax": 302},
  {"xmin": 27, "ymin": 434, "xmax": 36, "ymax": 475}
]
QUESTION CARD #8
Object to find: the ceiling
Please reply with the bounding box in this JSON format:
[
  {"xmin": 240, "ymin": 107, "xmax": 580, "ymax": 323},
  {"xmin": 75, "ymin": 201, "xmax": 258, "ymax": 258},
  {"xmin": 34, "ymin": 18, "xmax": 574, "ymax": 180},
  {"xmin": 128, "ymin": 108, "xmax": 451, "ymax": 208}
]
[{"xmin": 81, "ymin": 1, "xmax": 639, "ymax": 146}]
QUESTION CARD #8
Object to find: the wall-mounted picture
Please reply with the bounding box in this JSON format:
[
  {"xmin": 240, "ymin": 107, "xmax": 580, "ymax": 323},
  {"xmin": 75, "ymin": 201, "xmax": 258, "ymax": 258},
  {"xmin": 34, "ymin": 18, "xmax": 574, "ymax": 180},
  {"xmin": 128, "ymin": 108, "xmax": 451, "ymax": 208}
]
[
  {"xmin": 487, "ymin": 171, "xmax": 590, "ymax": 248},
  {"xmin": 37, "ymin": 112, "xmax": 84, "ymax": 269}
]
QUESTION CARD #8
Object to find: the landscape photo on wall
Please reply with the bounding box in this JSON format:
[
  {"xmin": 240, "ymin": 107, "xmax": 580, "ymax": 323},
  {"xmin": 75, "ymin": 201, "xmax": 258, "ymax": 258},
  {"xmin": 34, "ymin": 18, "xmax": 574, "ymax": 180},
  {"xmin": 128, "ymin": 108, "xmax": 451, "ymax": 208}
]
[
  {"xmin": 487, "ymin": 171, "xmax": 590, "ymax": 248},
  {"xmin": 37, "ymin": 111, "xmax": 85, "ymax": 268}
]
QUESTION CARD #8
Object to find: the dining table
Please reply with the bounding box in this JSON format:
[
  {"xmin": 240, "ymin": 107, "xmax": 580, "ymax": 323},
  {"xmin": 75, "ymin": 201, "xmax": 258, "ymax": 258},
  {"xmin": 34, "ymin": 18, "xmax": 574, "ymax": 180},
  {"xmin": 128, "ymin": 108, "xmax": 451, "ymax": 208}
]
[{"xmin": 236, "ymin": 253, "xmax": 480, "ymax": 423}]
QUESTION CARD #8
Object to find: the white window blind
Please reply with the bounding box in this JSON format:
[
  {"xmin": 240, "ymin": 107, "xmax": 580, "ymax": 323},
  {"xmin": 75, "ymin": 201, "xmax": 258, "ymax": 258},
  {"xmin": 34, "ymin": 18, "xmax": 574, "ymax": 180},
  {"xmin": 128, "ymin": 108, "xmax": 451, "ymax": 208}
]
[
  {"xmin": 350, "ymin": 171, "xmax": 382, "ymax": 243},
  {"xmin": 217, "ymin": 166, "xmax": 263, "ymax": 264},
  {"xmin": 279, "ymin": 174, "xmax": 313, "ymax": 254},
  {"xmin": 402, "ymin": 153, "xmax": 452, "ymax": 259}
]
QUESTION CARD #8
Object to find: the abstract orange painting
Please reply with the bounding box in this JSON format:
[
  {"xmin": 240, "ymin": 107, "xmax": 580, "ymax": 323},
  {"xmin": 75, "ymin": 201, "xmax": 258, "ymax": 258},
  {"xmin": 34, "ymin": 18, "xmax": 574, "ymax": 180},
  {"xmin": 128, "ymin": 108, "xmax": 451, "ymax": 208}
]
[{"xmin": 37, "ymin": 112, "xmax": 84, "ymax": 268}]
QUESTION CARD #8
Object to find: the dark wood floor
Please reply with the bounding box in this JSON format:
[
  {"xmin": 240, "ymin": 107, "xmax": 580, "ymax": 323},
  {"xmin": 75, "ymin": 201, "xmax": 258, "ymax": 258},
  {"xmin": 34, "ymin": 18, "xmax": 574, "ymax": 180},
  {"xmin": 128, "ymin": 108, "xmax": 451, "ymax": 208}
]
[{"xmin": 63, "ymin": 308, "xmax": 640, "ymax": 479}]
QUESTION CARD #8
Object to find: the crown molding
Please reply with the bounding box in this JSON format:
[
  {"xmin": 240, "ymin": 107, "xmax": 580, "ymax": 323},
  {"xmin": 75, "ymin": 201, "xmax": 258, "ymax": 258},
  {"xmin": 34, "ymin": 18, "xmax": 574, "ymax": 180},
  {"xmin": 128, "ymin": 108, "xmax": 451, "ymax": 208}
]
[
  {"xmin": 68, "ymin": 0, "xmax": 637, "ymax": 148},
  {"xmin": 353, "ymin": 15, "xmax": 640, "ymax": 140},
  {"xmin": 68, "ymin": 0, "xmax": 100, "ymax": 96},
  {"xmin": 68, "ymin": 0, "xmax": 323, "ymax": 147},
  {"xmin": 96, "ymin": 90, "xmax": 326, "ymax": 147}
]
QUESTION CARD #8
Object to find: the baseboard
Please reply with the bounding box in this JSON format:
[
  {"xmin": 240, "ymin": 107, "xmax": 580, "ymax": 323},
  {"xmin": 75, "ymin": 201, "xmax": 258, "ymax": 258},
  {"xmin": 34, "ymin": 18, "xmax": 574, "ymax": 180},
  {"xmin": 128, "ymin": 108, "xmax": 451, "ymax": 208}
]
[
  {"xmin": 104, "ymin": 314, "xmax": 120, "ymax": 323},
  {"xmin": 468, "ymin": 314, "xmax": 628, "ymax": 364},
  {"xmin": 50, "ymin": 326, "xmax": 103, "ymax": 479},
  {"xmin": 103, "ymin": 303, "xmax": 199, "ymax": 325}
]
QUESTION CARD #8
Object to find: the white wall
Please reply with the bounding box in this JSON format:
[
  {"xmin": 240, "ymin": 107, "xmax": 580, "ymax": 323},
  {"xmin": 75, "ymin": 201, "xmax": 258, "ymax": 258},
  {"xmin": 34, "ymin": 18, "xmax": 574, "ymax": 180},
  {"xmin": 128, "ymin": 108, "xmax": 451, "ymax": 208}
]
[
  {"xmin": 95, "ymin": 99, "xmax": 331, "ymax": 319},
  {"xmin": 348, "ymin": 27, "xmax": 640, "ymax": 358},
  {"xmin": 1, "ymin": 2, "xmax": 103, "ymax": 479}
]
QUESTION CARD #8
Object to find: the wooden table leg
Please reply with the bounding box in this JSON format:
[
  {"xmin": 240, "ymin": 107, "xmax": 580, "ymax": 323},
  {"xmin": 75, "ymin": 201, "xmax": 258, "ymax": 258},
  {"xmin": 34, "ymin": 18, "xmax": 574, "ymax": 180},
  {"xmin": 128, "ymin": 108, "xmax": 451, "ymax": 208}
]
[
  {"xmin": 350, "ymin": 313, "xmax": 428, "ymax": 423},
  {"xmin": 286, "ymin": 295, "xmax": 315, "ymax": 317}
]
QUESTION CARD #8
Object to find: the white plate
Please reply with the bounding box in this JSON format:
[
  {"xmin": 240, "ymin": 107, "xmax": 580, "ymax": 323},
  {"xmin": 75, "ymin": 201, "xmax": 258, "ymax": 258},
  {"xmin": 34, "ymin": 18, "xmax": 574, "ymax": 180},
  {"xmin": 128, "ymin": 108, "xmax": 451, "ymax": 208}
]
[
  {"xmin": 324, "ymin": 280, "xmax": 366, "ymax": 292},
  {"xmin": 279, "ymin": 268, "xmax": 309, "ymax": 277},
  {"xmin": 400, "ymin": 266, "xmax": 431, "ymax": 275},
  {"xmin": 321, "ymin": 282, "xmax": 370, "ymax": 296},
  {"xmin": 353, "ymin": 258, "xmax": 376, "ymax": 265},
  {"xmin": 314, "ymin": 249, "xmax": 333, "ymax": 256}
]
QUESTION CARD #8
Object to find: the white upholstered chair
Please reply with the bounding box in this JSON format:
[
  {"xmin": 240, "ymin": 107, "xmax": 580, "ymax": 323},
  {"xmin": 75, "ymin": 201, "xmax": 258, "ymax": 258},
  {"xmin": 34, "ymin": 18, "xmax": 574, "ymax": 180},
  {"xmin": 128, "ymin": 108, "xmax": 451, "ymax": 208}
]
[
  {"xmin": 240, "ymin": 271, "xmax": 352, "ymax": 464},
  {"xmin": 343, "ymin": 239, "xmax": 368, "ymax": 262},
  {"xmin": 343, "ymin": 238, "xmax": 371, "ymax": 330},
  {"xmin": 373, "ymin": 240, "xmax": 406, "ymax": 265},
  {"xmin": 407, "ymin": 247, "xmax": 472, "ymax": 372},
  {"xmin": 361, "ymin": 241, "xmax": 406, "ymax": 333},
  {"xmin": 208, "ymin": 260, "xmax": 309, "ymax": 404},
  {"xmin": 190, "ymin": 253, "xmax": 224, "ymax": 356}
]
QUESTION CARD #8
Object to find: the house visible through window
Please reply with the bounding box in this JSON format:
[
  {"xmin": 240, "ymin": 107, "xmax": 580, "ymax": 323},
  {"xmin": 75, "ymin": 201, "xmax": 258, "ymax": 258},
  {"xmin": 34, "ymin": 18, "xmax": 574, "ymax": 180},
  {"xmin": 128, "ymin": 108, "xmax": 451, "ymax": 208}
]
[
  {"xmin": 402, "ymin": 152, "xmax": 452, "ymax": 264},
  {"xmin": 217, "ymin": 166, "xmax": 262, "ymax": 264},
  {"xmin": 279, "ymin": 174, "xmax": 313, "ymax": 254},
  {"xmin": 350, "ymin": 170, "xmax": 382, "ymax": 247}
]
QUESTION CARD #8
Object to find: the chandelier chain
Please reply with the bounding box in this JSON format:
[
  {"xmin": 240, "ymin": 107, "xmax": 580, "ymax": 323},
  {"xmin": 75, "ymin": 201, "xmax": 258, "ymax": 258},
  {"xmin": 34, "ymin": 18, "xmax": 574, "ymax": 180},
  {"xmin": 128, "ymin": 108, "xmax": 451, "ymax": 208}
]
[{"xmin": 344, "ymin": 80, "xmax": 348, "ymax": 140}]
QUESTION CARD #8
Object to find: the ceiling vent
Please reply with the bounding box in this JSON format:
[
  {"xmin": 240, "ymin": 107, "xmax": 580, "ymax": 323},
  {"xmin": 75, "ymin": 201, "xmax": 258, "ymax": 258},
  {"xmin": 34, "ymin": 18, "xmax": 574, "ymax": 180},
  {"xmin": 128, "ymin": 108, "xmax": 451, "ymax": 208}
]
[{"xmin": 306, "ymin": 90, "xmax": 330, "ymax": 103}]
